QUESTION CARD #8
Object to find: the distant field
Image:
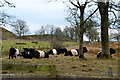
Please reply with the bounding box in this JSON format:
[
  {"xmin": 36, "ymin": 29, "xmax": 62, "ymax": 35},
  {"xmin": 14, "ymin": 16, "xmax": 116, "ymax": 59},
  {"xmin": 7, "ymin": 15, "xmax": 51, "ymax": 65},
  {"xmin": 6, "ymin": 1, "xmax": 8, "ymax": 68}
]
[{"xmin": 1, "ymin": 40, "xmax": 78, "ymax": 57}]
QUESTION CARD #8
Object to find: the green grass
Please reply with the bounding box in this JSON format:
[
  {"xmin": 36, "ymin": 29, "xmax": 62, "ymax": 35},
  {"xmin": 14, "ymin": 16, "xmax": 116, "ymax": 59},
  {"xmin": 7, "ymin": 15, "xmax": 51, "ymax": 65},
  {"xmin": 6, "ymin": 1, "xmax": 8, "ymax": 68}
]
[
  {"xmin": 1, "ymin": 41, "xmax": 119, "ymax": 78},
  {"xmin": 2, "ymin": 41, "xmax": 50, "ymax": 51},
  {"xmin": 1, "ymin": 40, "xmax": 78, "ymax": 57}
]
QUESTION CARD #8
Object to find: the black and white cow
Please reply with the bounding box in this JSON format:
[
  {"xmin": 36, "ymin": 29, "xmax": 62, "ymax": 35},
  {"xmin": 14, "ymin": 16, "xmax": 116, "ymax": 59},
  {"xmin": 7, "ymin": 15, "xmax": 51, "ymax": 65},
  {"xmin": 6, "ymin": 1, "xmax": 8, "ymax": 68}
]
[
  {"xmin": 47, "ymin": 48, "xmax": 67, "ymax": 55},
  {"xmin": 35, "ymin": 50, "xmax": 49, "ymax": 58},
  {"xmin": 21, "ymin": 48, "xmax": 49, "ymax": 59},
  {"xmin": 64, "ymin": 47, "xmax": 88, "ymax": 56},
  {"xmin": 97, "ymin": 48, "xmax": 116, "ymax": 58},
  {"xmin": 9, "ymin": 48, "xmax": 20, "ymax": 59}
]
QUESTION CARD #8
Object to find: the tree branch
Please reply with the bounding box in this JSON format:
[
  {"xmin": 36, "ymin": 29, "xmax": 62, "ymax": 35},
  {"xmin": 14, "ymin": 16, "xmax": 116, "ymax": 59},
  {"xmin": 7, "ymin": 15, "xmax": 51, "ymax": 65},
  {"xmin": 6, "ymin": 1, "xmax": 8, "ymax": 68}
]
[
  {"xmin": 69, "ymin": 0, "xmax": 79, "ymax": 8},
  {"xmin": 3, "ymin": 0, "xmax": 15, "ymax": 7},
  {"xmin": 112, "ymin": 7, "xmax": 120, "ymax": 11},
  {"xmin": 108, "ymin": 10, "xmax": 117, "ymax": 19},
  {"xmin": 83, "ymin": 0, "xmax": 88, "ymax": 9},
  {"xmin": 83, "ymin": 7, "xmax": 99, "ymax": 24},
  {"xmin": 77, "ymin": 0, "xmax": 81, "ymax": 7}
]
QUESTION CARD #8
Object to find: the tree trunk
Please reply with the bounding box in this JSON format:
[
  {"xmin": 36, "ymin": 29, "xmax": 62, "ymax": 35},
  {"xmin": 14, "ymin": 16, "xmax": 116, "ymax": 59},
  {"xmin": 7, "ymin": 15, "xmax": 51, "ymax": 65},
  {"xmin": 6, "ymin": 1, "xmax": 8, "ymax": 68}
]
[
  {"xmin": 79, "ymin": 7, "xmax": 84, "ymax": 58},
  {"xmin": 98, "ymin": 2, "xmax": 110, "ymax": 59}
]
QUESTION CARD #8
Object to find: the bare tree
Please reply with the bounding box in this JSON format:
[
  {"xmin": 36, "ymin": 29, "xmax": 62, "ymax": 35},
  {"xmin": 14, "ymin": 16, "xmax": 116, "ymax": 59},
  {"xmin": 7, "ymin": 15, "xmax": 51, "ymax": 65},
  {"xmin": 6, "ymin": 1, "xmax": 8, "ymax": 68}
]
[
  {"xmin": 65, "ymin": 0, "xmax": 99, "ymax": 58},
  {"xmin": 51, "ymin": 27, "xmax": 65, "ymax": 49},
  {"xmin": 12, "ymin": 19, "xmax": 29, "ymax": 38},
  {"xmin": 49, "ymin": 25, "xmax": 56, "ymax": 40},
  {"xmin": 63, "ymin": 26, "xmax": 70, "ymax": 39},
  {"xmin": 97, "ymin": 0, "xmax": 120, "ymax": 58},
  {"xmin": 54, "ymin": 27, "xmax": 64, "ymax": 40}
]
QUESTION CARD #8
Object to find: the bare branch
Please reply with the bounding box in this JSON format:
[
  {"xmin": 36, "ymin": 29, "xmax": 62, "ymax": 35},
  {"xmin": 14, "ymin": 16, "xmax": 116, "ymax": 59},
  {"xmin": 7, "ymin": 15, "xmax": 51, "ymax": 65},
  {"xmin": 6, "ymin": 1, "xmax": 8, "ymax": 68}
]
[
  {"xmin": 108, "ymin": 10, "xmax": 117, "ymax": 19},
  {"xmin": 77, "ymin": 0, "xmax": 81, "ymax": 7},
  {"xmin": 69, "ymin": 0, "xmax": 79, "ymax": 8},
  {"xmin": 112, "ymin": 7, "xmax": 120, "ymax": 11},
  {"xmin": 83, "ymin": 0, "xmax": 88, "ymax": 9},
  {"xmin": 3, "ymin": 0, "xmax": 15, "ymax": 7},
  {"xmin": 83, "ymin": 7, "xmax": 99, "ymax": 24}
]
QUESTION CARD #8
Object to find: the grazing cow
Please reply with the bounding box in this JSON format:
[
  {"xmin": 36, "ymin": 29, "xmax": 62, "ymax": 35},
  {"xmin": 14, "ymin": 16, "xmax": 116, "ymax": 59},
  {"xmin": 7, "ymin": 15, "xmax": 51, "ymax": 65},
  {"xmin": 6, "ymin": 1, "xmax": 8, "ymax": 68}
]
[
  {"xmin": 64, "ymin": 49, "xmax": 79, "ymax": 56},
  {"xmin": 47, "ymin": 48, "xmax": 67, "ymax": 55},
  {"xmin": 64, "ymin": 47, "xmax": 88, "ymax": 56},
  {"xmin": 9, "ymin": 48, "xmax": 20, "ymax": 59},
  {"xmin": 97, "ymin": 48, "xmax": 116, "ymax": 58},
  {"xmin": 35, "ymin": 50, "xmax": 49, "ymax": 58}
]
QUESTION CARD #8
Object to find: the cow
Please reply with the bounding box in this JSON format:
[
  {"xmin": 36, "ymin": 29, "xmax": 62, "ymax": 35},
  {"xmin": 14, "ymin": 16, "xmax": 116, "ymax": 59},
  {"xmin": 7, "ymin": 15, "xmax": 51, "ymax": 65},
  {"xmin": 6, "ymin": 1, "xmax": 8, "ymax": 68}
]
[
  {"xmin": 21, "ymin": 48, "xmax": 36, "ymax": 59},
  {"xmin": 64, "ymin": 47, "xmax": 88, "ymax": 56},
  {"xmin": 21, "ymin": 48, "xmax": 49, "ymax": 59},
  {"xmin": 97, "ymin": 48, "xmax": 116, "ymax": 58},
  {"xmin": 21, "ymin": 51, "xmax": 33, "ymax": 59},
  {"xmin": 35, "ymin": 50, "xmax": 49, "ymax": 58},
  {"xmin": 9, "ymin": 48, "xmax": 20, "ymax": 59},
  {"xmin": 47, "ymin": 48, "xmax": 67, "ymax": 55}
]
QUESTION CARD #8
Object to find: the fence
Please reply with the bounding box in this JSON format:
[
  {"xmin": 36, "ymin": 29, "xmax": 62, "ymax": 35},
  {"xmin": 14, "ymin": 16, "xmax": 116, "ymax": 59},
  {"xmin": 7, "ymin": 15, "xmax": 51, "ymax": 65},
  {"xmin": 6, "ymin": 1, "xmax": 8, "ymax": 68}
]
[{"xmin": 2, "ymin": 63, "xmax": 56, "ymax": 79}]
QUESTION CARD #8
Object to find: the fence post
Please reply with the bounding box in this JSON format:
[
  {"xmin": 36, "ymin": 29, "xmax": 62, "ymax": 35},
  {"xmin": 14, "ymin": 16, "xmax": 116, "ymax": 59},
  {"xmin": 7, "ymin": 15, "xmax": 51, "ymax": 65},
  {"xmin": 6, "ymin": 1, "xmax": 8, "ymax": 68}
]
[
  {"xmin": 19, "ymin": 46, "xmax": 21, "ymax": 53},
  {"xmin": 1, "ymin": 46, "xmax": 3, "ymax": 51},
  {"xmin": 39, "ymin": 46, "xmax": 40, "ymax": 49},
  {"xmin": 0, "ymin": 46, "xmax": 3, "ymax": 58},
  {"xmin": 49, "ymin": 65, "xmax": 56, "ymax": 80}
]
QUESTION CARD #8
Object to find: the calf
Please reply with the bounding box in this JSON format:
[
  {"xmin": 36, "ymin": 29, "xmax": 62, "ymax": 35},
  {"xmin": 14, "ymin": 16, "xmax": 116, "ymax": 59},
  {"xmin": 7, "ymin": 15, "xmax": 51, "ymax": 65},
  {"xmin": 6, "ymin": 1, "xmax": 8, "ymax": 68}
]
[
  {"xmin": 9, "ymin": 48, "xmax": 20, "ymax": 59},
  {"xmin": 47, "ymin": 48, "xmax": 67, "ymax": 55},
  {"xmin": 64, "ymin": 47, "xmax": 88, "ymax": 56},
  {"xmin": 97, "ymin": 48, "xmax": 116, "ymax": 58}
]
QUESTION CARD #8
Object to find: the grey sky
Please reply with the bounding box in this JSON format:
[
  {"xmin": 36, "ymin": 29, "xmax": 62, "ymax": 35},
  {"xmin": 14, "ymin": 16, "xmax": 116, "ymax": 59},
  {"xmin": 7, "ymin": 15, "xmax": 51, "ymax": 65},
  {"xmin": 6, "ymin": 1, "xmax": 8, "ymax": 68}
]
[
  {"xmin": 2, "ymin": 0, "xmax": 69, "ymax": 34},
  {"xmin": 1, "ymin": 0, "xmax": 119, "ymax": 41}
]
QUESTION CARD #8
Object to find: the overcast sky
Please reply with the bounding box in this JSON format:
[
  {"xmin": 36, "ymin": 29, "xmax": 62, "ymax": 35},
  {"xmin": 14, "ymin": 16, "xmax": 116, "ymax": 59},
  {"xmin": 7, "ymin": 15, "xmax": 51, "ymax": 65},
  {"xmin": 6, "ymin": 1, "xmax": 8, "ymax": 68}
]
[
  {"xmin": 1, "ymin": 0, "xmax": 119, "ymax": 41},
  {"xmin": 2, "ymin": 0, "xmax": 69, "ymax": 34}
]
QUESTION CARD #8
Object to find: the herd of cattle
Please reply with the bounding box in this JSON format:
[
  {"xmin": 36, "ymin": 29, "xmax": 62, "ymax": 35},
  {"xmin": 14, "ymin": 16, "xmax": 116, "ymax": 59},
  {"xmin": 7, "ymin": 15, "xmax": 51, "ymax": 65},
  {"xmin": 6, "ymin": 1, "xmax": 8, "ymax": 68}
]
[{"xmin": 9, "ymin": 47, "xmax": 116, "ymax": 59}]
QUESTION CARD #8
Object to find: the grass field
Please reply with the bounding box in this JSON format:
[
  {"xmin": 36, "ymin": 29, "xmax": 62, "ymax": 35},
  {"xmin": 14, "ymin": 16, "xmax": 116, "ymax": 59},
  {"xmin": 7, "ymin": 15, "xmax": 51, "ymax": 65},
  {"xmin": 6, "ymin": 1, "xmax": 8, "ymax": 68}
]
[
  {"xmin": 1, "ymin": 41, "xmax": 120, "ymax": 78},
  {"xmin": 1, "ymin": 40, "xmax": 78, "ymax": 57}
]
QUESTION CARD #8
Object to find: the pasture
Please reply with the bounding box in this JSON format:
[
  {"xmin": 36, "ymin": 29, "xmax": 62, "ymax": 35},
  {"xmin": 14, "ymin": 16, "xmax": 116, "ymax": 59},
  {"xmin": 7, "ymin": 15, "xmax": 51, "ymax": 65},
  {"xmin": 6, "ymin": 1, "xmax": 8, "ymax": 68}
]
[
  {"xmin": 1, "ymin": 41, "xmax": 120, "ymax": 78},
  {"xmin": 1, "ymin": 40, "xmax": 78, "ymax": 57}
]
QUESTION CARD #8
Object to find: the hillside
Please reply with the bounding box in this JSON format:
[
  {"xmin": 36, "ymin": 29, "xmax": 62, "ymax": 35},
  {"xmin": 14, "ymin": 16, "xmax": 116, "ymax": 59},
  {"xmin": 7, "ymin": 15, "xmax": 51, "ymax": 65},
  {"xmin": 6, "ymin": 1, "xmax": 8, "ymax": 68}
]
[
  {"xmin": 0, "ymin": 27, "xmax": 74, "ymax": 41},
  {"xmin": 0, "ymin": 27, "xmax": 18, "ymax": 40},
  {"xmin": 24, "ymin": 34, "xmax": 52, "ymax": 41}
]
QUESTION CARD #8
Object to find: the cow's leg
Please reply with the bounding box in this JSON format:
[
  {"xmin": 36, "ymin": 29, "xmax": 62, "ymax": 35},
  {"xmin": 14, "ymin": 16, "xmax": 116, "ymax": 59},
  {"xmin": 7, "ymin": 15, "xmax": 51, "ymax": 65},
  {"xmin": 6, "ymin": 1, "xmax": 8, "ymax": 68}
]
[
  {"xmin": 15, "ymin": 53, "xmax": 17, "ymax": 58},
  {"xmin": 11, "ymin": 55, "xmax": 14, "ymax": 59},
  {"xmin": 9, "ymin": 54, "xmax": 11, "ymax": 59},
  {"xmin": 14, "ymin": 56, "xmax": 16, "ymax": 58}
]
